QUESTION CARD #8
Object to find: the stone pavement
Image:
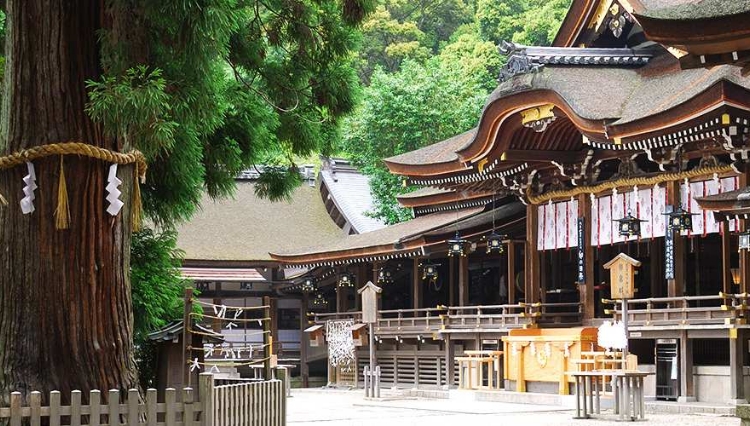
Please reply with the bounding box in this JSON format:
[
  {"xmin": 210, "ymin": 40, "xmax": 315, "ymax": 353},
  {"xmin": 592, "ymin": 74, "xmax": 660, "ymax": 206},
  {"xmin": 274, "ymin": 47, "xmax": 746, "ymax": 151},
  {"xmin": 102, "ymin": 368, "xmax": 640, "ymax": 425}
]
[{"xmin": 288, "ymin": 388, "xmax": 740, "ymax": 425}]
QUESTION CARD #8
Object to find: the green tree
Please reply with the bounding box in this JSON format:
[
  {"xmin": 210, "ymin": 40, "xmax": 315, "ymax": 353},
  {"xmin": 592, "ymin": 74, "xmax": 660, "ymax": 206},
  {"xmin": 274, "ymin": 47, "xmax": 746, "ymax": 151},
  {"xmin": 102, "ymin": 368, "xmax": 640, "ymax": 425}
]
[
  {"xmin": 130, "ymin": 228, "xmax": 189, "ymax": 389},
  {"xmin": 0, "ymin": 0, "xmax": 370, "ymax": 397},
  {"xmin": 476, "ymin": 0, "xmax": 571, "ymax": 46},
  {"xmin": 343, "ymin": 43, "xmax": 495, "ymax": 222}
]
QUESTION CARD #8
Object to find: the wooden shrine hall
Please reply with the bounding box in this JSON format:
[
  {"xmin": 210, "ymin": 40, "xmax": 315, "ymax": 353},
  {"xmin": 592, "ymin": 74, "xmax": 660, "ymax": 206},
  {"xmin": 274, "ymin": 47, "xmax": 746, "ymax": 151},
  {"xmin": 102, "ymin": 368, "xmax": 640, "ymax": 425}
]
[{"xmin": 271, "ymin": 0, "xmax": 750, "ymax": 404}]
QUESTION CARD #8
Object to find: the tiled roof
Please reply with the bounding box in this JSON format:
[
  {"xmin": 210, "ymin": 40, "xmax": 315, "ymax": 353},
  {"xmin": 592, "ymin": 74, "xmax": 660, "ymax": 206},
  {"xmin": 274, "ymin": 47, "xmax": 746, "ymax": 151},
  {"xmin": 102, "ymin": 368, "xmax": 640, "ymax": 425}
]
[
  {"xmin": 269, "ymin": 207, "xmax": 483, "ymax": 263},
  {"xmin": 175, "ymin": 182, "xmax": 345, "ymax": 262},
  {"xmin": 319, "ymin": 161, "xmax": 385, "ymax": 233}
]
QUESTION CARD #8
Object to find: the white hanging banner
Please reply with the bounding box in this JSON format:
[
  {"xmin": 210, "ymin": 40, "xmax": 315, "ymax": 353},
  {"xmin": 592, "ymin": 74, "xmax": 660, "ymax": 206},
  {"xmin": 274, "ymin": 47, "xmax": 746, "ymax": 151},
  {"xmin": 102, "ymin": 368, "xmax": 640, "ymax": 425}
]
[
  {"xmin": 536, "ymin": 199, "xmax": 580, "ymax": 251},
  {"xmin": 20, "ymin": 162, "xmax": 37, "ymax": 214},
  {"xmin": 105, "ymin": 164, "xmax": 124, "ymax": 216}
]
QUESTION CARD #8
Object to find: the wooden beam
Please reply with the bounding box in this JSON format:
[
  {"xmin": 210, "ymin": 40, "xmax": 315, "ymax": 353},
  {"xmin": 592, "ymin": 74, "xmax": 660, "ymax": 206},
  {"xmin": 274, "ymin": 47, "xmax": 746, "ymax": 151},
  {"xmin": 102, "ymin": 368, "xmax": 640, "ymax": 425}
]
[
  {"xmin": 578, "ymin": 194, "xmax": 595, "ymax": 320},
  {"xmin": 502, "ymin": 149, "xmax": 583, "ymax": 163},
  {"xmin": 507, "ymin": 242, "xmax": 516, "ymax": 304},
  {"xmin": 526, "ymin": 204, "xmax": 540, "ymax": 303},
  {"xmin": 413, "ymin": 258, "xmax": 423, "ymax": 310},
  {"xmin": 458, "ymin": 256, "xmax": 469, "ymax": 306}
]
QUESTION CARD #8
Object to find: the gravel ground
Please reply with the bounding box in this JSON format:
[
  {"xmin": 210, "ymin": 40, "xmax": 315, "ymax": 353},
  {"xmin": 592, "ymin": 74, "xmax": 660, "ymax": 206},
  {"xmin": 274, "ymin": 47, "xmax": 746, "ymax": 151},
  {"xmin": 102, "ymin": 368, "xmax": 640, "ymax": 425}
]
[{"xmin": 287, "ymin": 389, "xmax": 740, "ymax": 426}]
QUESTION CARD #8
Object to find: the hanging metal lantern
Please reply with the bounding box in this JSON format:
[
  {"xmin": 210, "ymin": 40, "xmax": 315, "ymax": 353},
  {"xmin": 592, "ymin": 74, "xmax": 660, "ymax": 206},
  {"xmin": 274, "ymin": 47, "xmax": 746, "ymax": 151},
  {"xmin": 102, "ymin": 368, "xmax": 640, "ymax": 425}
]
[
  {"xmin": 338, "ymin": 272, "xmax": 354, "ymax": 288},
  {"xmin": 421, "ymin": 262, "xmax": 440, "ymax": 281},
  {"xmin": 614, "ymin": 210, "xmax": 645, "ymax": 237},
  {"xmin": 739, "ymin": 230, "xmax": 750, "ymax": 251},
  {"xmin": 300, "ymin": 277, "xmax": 317, "ymax": 293},
  {"xmin": 312, "ymin": 293, "xmax": 328, "ymax": 308},
  {"xmin": 377, "ymin": 268, "xmax": 394, "ymax": 285},
  {"xmin": 447, "ymin": 232, "xmax": 469, "ymax": 257},
  {"xmin": 663, "ymin": 207, "xmax": 697, "ymax": 232},
  {"xmin": 486, "ymin": 232, "xmax": 506, "ymax": 254}
]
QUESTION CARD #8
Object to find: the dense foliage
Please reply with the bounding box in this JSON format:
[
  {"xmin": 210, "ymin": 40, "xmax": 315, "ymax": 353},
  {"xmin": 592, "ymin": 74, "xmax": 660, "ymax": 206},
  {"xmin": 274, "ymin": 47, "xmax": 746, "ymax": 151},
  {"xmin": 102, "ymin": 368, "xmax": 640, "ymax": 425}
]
[
  {"xmin": 341, "ymin": 0, "xmax": 571, "ymax": 223},
  {"xmin": 86, "ymin": 0, "xmax": 374, "ymax": 227},
  {"xmin": 130, "ymin": 228, "xmax": 190, "ymax": 388}
]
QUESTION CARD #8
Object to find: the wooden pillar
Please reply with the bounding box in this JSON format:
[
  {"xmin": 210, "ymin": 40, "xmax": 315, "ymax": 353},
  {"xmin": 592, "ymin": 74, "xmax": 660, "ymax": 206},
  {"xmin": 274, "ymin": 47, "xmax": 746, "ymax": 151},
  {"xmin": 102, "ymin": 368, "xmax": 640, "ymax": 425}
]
[
  {"xmin": 507, "ymin": 241, "xmax": 516, "ymax": 304},
  {"xmin": 458, "ymin": 256, "xmax": 469, "ymax": 306},
  {"xmin": 270, "ymin": 297, "xmax": 279, "ymax": 353},
  {"xmin": 336, "ymin": 284, "xmax": 347, "ymax": 313},
  {"xmin": 540, "ymin": 251, "xmax": 548, "ymax": 303},
  {"xmin": 722, "ymin": 221, "xmax": 732, "ymax": 294},
  {"xmin": 678, "ymin": 330, "xmax": 695, "ymax": 402},
  {"xmin": 526, "ymin": 204, "xmax": 540, "ymax": 303},
  {"xmin": 300, "ymin": 294, "xmax": 309, "ymax": 387},
  {"xmin": 212, "ymin": 282, "xmax": 222, "ymax": 332},
  {"xmin": 372, "ymin": 262, "xmax": 382, "ymax": 310},
  {"xmin": 740, "ymin": 168, "xmax": 750, "ymax": 294},
  {"xmin": 449, "ymin": 257, "xmax": 456, "ymax": 306},
  {"xmin": 413, "ymin": 258, "xmax": 423, "ymax": 310},
  {"xmin": 668, "ymin": 180, "xmax": 685, "ymax": 297},
  {"xmin": 729, "ymin": 329, "xmax": 748, "ymax": 403},
  {"xmin": 444, "ymin": 336, "xmax": 455, "ymax": 388},
  {"xmin": 577, "ymin": 194, "xmax": 595, "ymax": 320}
]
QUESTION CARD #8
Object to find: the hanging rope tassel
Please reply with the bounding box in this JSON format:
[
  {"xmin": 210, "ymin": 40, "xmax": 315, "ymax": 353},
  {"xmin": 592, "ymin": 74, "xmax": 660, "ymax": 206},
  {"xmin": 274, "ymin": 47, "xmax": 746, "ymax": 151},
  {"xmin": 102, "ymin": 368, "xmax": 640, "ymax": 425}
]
[
  {"xmin": 55, "ymin": 156, "xmax": 70, "ymax": 229},
  {"xmin": 131, "ymin": 165, "xmax": 143, "ymax": 232}
]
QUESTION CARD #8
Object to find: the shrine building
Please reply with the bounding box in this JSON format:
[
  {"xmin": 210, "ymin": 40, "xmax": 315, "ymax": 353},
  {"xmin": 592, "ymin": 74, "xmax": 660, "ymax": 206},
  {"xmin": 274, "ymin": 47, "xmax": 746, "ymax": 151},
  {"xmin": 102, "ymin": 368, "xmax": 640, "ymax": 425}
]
[{"xmin": 269, "ymin": 0, "xmax": 750, "ymax": 404}]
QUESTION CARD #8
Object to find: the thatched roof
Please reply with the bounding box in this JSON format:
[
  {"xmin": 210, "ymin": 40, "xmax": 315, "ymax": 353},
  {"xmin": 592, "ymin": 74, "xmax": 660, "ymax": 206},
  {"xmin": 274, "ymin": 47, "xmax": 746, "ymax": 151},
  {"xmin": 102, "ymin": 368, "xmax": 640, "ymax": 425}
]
[{"xmin": 176, "ymin": 182, "xmax": 345, "ymax": 262}]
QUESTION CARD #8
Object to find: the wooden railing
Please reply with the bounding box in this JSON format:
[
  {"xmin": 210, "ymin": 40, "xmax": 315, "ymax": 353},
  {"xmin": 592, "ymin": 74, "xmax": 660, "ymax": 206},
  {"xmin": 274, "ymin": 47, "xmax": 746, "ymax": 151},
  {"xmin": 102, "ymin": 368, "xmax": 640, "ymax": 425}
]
[
  {"xmin": 606, "ymin": 293, "xmax": 750, "ymax": 327},
  {"xmin": 312, "ymin": 302, "xmax": 583, "ymax": 334},
  {"xmin": 0, "ymin": 373, "xmax": 286, "ymax": 426}
]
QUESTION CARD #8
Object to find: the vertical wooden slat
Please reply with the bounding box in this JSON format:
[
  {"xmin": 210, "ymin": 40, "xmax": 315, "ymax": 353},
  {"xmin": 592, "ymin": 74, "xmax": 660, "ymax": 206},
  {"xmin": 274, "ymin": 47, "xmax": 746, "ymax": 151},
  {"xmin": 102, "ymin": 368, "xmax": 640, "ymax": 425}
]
[
  {"xmin": 89, "ymin": 390, "xmax": 101, "ymax": 426},
  {"xmin": 49, "ymin": 391, "xmax": 61, "ymax": 426},
  {"xmin": 165, "ymin": 388, "xmax": 176, "ymax": 426},
  {"xmin": 30, "ymin": 391, "xmax": 41, "ymax": 426},
  {"xmin": 71, "ymin": 390, "xmax": 82, "ymax": 426},
  {"xmin": 146, "ymin": 389, "xmax": 157, "ymax": 426},
  {"xmin": 9, "ymin": 392, "xmax": 21, "ymax": 426},
  {"xmin": 200, "ymin": 374, "xmax": 214, "ymax": 426},
  {"xmin": 127, "ymin": 389, "xmax": 139, "ymax": 426},
  {"xmin": 184, "ymin": 388, "xmax": 195, "ymax": 426},
  {"xmin": 108, "ymin": 390, "xmax": 120, "ymax": 426}
]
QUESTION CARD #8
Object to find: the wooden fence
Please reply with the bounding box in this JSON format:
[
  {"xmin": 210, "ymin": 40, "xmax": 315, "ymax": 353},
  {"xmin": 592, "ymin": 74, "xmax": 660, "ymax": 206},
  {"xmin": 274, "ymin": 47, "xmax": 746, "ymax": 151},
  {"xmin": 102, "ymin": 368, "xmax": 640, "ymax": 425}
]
[{"xmin": 0, "ymin": 373, "xmax": 285, "ymax": 426}]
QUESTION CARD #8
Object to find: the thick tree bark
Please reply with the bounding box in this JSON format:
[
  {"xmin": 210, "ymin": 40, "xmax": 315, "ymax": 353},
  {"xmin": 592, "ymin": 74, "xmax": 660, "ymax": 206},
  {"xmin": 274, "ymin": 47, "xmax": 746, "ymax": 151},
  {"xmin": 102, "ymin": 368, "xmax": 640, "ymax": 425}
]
[{"xmin": 0, "ymin": 0, "xmax": 137, "ymax": 400}]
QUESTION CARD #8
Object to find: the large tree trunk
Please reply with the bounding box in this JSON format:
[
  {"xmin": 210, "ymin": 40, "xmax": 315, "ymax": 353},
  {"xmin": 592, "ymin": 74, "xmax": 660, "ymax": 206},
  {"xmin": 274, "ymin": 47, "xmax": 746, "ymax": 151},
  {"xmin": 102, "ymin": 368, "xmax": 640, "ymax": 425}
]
[{"xmin": 0, "ymin": 0, "xmax": 137, "ymax": 400}]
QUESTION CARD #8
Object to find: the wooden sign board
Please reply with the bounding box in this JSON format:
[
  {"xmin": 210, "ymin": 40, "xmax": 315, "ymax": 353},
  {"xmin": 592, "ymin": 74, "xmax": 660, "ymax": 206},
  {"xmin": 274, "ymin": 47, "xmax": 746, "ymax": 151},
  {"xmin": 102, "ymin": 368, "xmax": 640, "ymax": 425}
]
[
  {"xmin": 357, "ymin": 281, "xmax": 382, "ymax": 323},
  {"xmin": 603, "ymin": 253, "xmax": 641, "ymax": 300}
]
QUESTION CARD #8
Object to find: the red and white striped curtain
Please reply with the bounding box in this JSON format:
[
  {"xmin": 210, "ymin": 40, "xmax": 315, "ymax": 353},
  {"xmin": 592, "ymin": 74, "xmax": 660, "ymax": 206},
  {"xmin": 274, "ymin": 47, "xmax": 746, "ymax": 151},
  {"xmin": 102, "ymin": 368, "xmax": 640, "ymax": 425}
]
[
  {"xmin": 589, "ymin": 177, "xmax": 739, "ymax": 247},
  {"xmin": 537, "ymin": 199, "xmax": 579, "ymax": 251}
]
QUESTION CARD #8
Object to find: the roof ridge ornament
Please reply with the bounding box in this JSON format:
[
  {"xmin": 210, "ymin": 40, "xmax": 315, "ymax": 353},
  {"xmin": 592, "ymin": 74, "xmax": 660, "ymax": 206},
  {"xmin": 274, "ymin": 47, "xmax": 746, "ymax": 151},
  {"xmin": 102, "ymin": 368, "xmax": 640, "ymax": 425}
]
[{"xmin": 498, "ymin": 41, "xmax": 543, "ymax": 83}]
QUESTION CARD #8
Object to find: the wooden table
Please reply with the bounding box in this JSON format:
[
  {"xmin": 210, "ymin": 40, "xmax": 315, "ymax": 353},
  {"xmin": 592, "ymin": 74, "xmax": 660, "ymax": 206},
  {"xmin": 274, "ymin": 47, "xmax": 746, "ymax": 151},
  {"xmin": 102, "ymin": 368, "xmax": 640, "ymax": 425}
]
[{"xmin": 457, "ymin": 350, "xmax": 503, "ymax": 390}]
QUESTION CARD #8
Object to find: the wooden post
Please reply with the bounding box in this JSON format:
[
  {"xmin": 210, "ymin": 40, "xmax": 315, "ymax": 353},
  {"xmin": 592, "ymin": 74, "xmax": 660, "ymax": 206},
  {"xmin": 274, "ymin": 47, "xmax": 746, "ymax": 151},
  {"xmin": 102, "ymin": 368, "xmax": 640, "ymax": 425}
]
[
  {"xmin": 449, "ymin": 257, "xmax": 456, "ymax": 306},
  {"xmin": 412, "ymin": 258, "xmax": 422, "ymax": 310},
  {"xmin": 668, "ymin": 180, "xmax": 685, "ymax": 297},
  {"xmin": 526, "ymin": 204, "xmax": 540, "ymax": 303},
  {"xmin": 300, "ymin": 294, "xmax": 309, "ymax": 387},
  {"xmin": 336, "ymin": 282, "xmax": 346, "ymax": 313},
  {"xmin": 458, "ymin": 256, "xmax": 469, "ymax": 306},
  {"xmin": 722, "ymin": 221, "xmax": 732, "ymax": 294},
  {"xmin": 355, "ymin": 263, "xmax": 366, "ymax": 311},
  {"xmin": 182, "ymin": 288, "xmax": 194, "ymax": 388},
  {"xmin": 212, "ymin": 283, "xmax": 222, "ymax": 332},
  {"xmin": 263, "ymin": 296, "xmax": 272, "ymax": 380},
  {"xmin": 729, "ymin": 328, "xmax": 748, "ymax": 403},
  {"xmin": 678, "ymin": 330, "xmax": 695, "ymax": 402},
  {"xmin": 578, "ymin": 194, "xmax": 595, "ymax": 320},
  {"xmin": 444, "ymin": 337, "xmax": 454, "ymax": 388},
  {"xmin": 742, "ymin": 219, "xmax": 750, "ymax": 295},
  {"xmin": 199, "ymin": 373, "xmax": 214, "ymax": 426},
  {"xmin": 372, "ymin": 262, "xmax": 382, "ymax": 311},
  {"xmin": 270, "ymin": 297, "xmax": 279, "ymax": 354},
  {"xmin": 507, "ymin": 242, "xmax": 516, "ymax": 304}
]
